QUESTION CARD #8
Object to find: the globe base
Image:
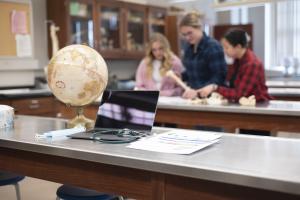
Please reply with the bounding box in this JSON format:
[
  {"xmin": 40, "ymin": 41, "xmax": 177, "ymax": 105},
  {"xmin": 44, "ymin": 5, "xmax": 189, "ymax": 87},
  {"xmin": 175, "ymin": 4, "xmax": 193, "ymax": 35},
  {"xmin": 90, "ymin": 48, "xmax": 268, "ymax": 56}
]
[{"xmin": 67, "ymin": 107, "xmax": 95, "ymax": 130}]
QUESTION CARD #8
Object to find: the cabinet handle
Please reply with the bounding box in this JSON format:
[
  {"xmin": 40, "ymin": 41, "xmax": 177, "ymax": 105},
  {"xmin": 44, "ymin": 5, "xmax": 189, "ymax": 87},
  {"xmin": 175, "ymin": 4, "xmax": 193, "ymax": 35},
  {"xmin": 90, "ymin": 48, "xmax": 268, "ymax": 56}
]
[{"xmin": 31, "ymin": 100, "xmax": 39, "ymax": 104}]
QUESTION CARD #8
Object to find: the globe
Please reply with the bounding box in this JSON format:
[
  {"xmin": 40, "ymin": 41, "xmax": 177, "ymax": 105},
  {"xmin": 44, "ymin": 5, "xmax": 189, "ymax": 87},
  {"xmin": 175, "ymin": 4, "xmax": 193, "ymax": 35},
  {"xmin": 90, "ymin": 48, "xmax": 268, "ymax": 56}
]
[{"xmin": 47, "ymin": 44, "xmax": 108, "ymax": 128}]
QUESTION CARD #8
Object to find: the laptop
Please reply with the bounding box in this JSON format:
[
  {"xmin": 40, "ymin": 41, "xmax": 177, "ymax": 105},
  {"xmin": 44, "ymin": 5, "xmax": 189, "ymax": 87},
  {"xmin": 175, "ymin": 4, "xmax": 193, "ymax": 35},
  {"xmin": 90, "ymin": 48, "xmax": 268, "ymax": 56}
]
[{"xmin": 69, "ymin": 90, "xmax": 160, "ymax": 143}]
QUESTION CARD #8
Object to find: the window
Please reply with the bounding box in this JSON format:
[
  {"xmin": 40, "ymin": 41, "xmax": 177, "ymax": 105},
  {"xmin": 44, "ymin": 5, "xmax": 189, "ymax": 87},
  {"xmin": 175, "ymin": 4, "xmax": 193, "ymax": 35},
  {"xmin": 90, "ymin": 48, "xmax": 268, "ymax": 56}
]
[{"xmin": 266, "ymin": 0, "xmax": 300, "ymax": 73}]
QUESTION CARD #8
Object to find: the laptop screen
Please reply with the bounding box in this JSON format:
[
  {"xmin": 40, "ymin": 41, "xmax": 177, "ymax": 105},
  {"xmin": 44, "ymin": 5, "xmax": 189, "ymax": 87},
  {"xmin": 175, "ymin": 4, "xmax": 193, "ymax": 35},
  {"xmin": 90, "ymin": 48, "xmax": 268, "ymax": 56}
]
[{"xmin": 95, "ymin": 90, "xmax": 159, "ymax": 131}]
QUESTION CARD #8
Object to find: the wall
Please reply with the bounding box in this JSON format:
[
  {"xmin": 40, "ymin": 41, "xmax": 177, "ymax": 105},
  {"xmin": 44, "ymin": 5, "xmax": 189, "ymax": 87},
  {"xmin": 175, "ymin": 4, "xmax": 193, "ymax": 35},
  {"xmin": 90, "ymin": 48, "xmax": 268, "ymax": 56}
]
[
  {"xmin": 216, "ymin": 10, "xmax": 231, "ymax": 25},
  {"xmin": 31, "ymin": 0, "xmax": 48, "ymax": 69},
  {"xmin": 249, "ymin": 6, "xmax": 265, "ymax": 62},
  {"xmin": 168, "ymin": 0, "xmax": 216, "ymax": 25},
  {"xmin": 215, "ymin": 5, "xmax": 266, "ymax": 63}
]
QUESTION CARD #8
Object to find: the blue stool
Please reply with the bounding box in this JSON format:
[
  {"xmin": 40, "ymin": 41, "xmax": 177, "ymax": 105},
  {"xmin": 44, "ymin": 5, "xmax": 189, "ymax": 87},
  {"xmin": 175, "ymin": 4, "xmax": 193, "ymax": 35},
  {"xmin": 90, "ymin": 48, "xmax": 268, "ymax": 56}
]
[
  {"xmin": 56, "ymin": 184, "xmax": 119, "ymax": 200},
  {"xmin": 0, "ymin": 171, "xmax": 25, "ymax": 200}
]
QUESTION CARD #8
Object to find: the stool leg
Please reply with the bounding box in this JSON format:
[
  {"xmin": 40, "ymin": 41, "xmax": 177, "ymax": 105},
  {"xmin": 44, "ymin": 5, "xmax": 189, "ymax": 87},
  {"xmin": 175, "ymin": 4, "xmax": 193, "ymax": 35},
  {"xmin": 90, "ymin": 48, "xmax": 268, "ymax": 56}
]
[{"xmin": 14, "ymin": 183, "xmax": 21, "ymax": 200}]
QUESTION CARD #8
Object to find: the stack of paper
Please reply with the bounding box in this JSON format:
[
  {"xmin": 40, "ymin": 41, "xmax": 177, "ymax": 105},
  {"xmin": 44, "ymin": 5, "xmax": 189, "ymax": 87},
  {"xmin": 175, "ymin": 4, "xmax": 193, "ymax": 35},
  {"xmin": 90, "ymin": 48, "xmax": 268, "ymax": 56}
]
[{"xmin": 128, "ymin": 130, "xmax": 221, "ymax": 154}]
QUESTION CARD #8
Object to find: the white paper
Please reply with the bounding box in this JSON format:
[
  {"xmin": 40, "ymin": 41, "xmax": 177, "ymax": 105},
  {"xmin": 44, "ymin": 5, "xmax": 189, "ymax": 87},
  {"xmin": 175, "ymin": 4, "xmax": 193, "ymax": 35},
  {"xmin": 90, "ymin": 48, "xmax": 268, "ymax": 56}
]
[
  {"xmin": 15, "ymin": 34, "xmax": 32, "ymax": 57},
  {"xmin": 11, "ymin": 10, "xmax": 28, "ymax": 34},
  {"xmin": 128, "ymin": 130, "xmax": 221, "ymax": 154}
]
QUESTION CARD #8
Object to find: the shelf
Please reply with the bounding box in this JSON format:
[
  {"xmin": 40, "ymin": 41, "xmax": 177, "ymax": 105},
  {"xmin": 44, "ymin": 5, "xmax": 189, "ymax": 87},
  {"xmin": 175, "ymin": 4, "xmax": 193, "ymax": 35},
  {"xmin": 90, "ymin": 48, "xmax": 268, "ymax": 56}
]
[
  {"xmin": 70, "ymin": 15, "xmax": 92, "ymax": 20},
  {"xmin": 128, "ymin": 21, "xmax": 144, "ymax": 25},
  {"xmin": 150, "ymin": 22, "xmax": 165, "ymax": 26}
]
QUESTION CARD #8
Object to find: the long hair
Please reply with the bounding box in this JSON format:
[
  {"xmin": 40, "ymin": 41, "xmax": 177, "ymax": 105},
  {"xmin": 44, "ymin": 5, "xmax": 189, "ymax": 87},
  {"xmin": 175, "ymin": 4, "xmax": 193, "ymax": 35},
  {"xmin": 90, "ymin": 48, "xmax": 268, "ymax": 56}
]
[{"xmin": 145, "ymin": 33, "xmax": 174, "ymax": 79}]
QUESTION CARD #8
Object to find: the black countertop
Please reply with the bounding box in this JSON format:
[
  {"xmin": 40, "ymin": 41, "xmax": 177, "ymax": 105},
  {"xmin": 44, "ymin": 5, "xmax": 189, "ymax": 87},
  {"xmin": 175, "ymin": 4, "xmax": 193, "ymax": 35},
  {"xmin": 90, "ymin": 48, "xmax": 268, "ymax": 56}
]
[{"xmin": 0, "ymin": 88, "xmax": 53, "ymax": 99}]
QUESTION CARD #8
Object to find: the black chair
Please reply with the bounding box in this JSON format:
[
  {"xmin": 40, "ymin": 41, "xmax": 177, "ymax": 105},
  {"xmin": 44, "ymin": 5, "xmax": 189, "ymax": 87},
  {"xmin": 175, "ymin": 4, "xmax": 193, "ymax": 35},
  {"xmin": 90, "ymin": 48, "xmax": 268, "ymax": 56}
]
[
  {"xmin": 56, "ymin": 184, "xmax": 120, "ymax": 200},
  {"xmin": 0, "ymin": 171, "xmax": 25, "ymax": 200}
]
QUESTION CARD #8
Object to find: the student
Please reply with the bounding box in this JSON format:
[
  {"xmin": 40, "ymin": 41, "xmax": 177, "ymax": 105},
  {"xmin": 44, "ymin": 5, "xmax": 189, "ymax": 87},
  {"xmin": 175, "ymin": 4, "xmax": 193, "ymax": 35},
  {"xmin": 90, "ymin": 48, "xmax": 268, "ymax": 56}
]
[
  {"xmin": 179, "ymin": 11, "xmax": 227, "ymax": 99},
  {"xmin": 135, "ymin": 33, "xmax": 184, "ymax": 96},
  {"xmin": 198, "ymin": 28, "xmax": 273, "ymax": 102}
]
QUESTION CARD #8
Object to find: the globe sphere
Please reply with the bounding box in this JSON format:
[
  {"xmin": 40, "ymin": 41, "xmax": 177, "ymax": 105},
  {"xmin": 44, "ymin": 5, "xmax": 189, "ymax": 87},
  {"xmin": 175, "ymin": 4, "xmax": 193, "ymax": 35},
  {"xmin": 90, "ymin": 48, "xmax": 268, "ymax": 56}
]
[{"xmin": 47, "ymin": 44, "xmax": 108, "ymax": 106}]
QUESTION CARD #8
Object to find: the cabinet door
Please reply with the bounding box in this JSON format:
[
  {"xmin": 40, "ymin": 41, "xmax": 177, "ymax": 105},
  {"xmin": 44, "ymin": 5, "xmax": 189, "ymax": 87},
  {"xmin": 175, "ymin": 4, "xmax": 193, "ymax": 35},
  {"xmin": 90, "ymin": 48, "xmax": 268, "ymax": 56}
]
[
  {"xmin": 166, "ymin": 15, "xmax": 182, "ymax": 57},
  {"xmin": 67, "ymin": 0, "xmax": 94, "ymax": 47},
  {"xmin": 96, "ymin": 0, "xmax": 124, "ymax": 59},
  {"xmin": 148, "ymin": 6, "xmax": 167, "ymax": 37},
  {"xmin": 11, "ymin": 97, "xmax": 56, "ymax": 117},
  {"xmin": 57, "ymin": 101, "xmax": 98, "ymax": 120},
  {"xmin": 124, "ymin": 3, "xmax": 147, "ymax": 58}
]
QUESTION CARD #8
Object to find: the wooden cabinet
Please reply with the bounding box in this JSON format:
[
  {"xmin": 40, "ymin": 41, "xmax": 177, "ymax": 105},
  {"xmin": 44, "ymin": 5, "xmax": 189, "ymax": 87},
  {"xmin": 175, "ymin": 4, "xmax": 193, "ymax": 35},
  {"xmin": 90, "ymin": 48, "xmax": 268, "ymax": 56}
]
[
  {"xmin": 12, "ymin": 97, "xmax": 57, "ymax": 117},
  {"xmin": 96, "ymin": 0, "xmax": 123, "ymax": 58},
  {"xmin": 166, "ymin": 15, "xmax": 182, "ymax": 57},
  {"xmin": 56, "ymin": 101, "xmax": 98, "ymax": 120},
  {"xmin": 123, "ymin": 3, "xmax": 147, "ymax": 59},
  {"xmin": 95, "ymin": 0, "xmax": 146, "ymax": 59},
  {"xmin": 0, "ymin": 97, "xmax": 57, "ymax": 117},
  {"xmin": 47, "ymin": 0, "xmax": 167, "ymax": 59},
  {"xmin": 47, "ymin": 0, "xmax": 96, "ymax": 59},
  {"xmin": 147, "ymin": 6, "xmax": 167, "ymax": 37},
  {"xmin": 68, "ymin": 0, "xmax": 95, "ymax": 48}
]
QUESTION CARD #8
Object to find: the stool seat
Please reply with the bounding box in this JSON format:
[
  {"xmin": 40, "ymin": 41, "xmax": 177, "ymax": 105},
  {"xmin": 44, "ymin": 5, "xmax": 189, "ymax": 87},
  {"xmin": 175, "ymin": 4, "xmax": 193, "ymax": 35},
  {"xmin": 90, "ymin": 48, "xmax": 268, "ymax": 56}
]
[
  {"xmin": 0, "ymin": 171, "xmax": 25, "ymax": 200},
  {"xmin": 0, "ymin": 171, "xmax": 25, "ymax": 186},
  {"xmin": 56, "ymin": 185, "xmax": 118, "ymax": 200}
]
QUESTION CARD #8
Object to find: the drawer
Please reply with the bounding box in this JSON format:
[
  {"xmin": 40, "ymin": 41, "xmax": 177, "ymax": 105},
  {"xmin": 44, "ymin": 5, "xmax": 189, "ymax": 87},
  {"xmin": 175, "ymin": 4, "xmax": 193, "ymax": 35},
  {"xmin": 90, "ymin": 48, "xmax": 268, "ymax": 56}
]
[{"xmin": 11, "ymin": 97, "xmax": 55, "ymax": 116}]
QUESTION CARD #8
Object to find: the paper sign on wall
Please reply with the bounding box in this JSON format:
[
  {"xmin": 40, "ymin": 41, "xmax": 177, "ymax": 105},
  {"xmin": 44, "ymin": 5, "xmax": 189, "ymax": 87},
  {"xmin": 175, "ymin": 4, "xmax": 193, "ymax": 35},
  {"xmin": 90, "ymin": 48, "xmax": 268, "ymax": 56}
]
[
  {"xmin": 11, "ymin": 10, "xmax": 28, "ymax": 34},
  {"xmin": 15, "ymin": 34, "xmax": 32, "ymax": 57}
]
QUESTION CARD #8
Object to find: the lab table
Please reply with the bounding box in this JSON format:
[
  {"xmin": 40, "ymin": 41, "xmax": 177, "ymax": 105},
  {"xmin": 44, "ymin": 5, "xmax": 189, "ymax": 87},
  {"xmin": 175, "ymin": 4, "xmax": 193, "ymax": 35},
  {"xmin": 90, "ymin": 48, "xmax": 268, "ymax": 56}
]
[
  {"xmin": 0, "ymin": 115, "xmax": 300, "ymax": 199},
  {"xmin": 156, "ymin": 97, "xmax": 300, "ymax": 134}
]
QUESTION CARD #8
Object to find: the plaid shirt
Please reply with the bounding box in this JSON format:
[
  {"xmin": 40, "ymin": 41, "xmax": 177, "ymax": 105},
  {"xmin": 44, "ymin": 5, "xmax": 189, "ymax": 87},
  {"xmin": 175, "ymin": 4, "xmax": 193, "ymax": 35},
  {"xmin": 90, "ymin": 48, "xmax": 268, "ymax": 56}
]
[
  {"xmin": 217, "ymin": 49, "xmax": 273, "ymax": 102},
  {"xmin": 182, "ymin": 32, "xmax": 226, "ymax": 89}
]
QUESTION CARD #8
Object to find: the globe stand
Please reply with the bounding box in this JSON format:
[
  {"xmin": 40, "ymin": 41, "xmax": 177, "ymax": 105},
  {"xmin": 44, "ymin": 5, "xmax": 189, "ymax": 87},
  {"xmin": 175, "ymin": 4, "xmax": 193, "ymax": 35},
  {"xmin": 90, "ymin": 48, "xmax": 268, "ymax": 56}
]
[{"xmin": 67, "ymin": 106, "xmax": 95, "ymax": 130}]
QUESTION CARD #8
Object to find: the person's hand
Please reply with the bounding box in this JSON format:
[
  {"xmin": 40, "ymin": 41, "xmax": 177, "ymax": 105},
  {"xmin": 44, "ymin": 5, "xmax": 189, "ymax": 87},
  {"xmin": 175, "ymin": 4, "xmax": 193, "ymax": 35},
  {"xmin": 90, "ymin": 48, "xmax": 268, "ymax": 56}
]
[
  {"xmin": 182, "ymin": 88, "xmax": 198, "ymax": 99},
  {"xmin": 197, "ymin": 84, "xmax": 217, "ymax": 98}
]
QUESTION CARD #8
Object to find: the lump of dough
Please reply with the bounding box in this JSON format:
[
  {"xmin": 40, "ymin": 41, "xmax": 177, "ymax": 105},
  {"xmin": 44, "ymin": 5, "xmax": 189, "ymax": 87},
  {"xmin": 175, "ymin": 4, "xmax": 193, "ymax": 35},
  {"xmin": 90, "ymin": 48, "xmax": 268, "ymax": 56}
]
[
  {"xmin": 239, "ymin": 95, "xmax": 256, "ymax": 106},
  {"xmin": 206, "ymin": 92, "xmax": 228, "ymax": 105}
]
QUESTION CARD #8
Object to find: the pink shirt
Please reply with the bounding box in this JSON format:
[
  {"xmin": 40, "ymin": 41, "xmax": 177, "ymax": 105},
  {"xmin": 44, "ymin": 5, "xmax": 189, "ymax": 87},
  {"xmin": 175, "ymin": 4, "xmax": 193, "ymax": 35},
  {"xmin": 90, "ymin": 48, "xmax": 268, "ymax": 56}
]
[{"xmin": 135, "ymin": 55, "xmax": 185, "ymax": 96}]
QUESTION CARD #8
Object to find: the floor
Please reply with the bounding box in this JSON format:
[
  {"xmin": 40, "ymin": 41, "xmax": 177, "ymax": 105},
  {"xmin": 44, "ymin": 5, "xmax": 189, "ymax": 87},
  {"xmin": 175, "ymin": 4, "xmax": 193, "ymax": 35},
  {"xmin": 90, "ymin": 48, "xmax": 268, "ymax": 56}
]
[
  {"xmin": 0, "ymin": 177, "xmax": 60, "ymax": 200},
  {"xmin": 1, "ymin": 132, "xmax": 299, "ymax": 200}
]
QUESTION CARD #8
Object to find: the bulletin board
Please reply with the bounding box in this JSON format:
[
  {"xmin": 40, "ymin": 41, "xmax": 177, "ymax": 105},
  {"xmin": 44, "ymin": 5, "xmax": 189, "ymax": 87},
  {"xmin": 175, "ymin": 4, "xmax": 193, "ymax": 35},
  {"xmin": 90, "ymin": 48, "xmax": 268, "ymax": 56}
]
[{"xmin": 0, "ymin": 1, "xmax": 31, "ymax": 56}]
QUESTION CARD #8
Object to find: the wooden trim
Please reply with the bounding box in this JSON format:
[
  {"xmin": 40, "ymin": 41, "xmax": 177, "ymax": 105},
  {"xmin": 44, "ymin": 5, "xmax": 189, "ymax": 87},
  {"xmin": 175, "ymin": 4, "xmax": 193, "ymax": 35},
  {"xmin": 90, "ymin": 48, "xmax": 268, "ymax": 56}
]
[
  {"xmin": 165, "ymin": 15, "xmax": 181, "ymax": 57},
  {"xmin": 0, "ymin": 147, "xmax": 162, "ymax": 200},
  {"xmin": 155, "ymin": 108, "xmax": 300, "ymax": 133},
  {"xmin": 0, "ymin": 146, "xmax": 299, "ymax": 200}
]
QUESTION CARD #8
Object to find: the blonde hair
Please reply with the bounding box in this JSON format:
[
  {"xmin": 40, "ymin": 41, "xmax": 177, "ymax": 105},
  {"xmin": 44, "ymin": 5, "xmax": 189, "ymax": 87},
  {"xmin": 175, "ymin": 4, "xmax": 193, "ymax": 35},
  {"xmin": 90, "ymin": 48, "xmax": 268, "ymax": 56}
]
[
  {"xmin": 179, "ymin": 11, "xmax": 204, "ymax": 28},
  {"xmin": 145, "ymin": 33, "xmax": 173, "ymax": 78}
]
